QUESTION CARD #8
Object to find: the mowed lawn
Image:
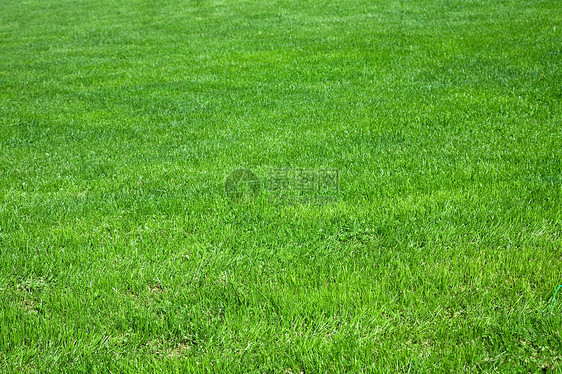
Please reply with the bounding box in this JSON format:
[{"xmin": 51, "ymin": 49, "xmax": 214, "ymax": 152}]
[{"xmin": 0, "ymin": 0, "xmax": 561, "ymax": 372}]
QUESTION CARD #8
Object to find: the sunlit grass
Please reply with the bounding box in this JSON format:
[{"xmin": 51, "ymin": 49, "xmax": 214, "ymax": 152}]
[{"xmin": 0, "ymin": 0, "xmax": 561, "ymax": 372}]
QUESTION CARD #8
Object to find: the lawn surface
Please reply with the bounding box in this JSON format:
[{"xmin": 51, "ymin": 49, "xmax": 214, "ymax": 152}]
[{"xmin": 1, "ymin": 0, "xmax": 561, "ymax": 372}]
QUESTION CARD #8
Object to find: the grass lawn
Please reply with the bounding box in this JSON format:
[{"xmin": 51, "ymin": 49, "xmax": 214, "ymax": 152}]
[{"xmin": 0, "ymin": 0, "xmax": 561, "ymax": 372}]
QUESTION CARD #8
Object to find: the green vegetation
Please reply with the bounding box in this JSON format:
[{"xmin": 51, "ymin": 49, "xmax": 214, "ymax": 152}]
[{"xmin": 1, "ymin": 0, "xmax": 561, "ymax": 371}]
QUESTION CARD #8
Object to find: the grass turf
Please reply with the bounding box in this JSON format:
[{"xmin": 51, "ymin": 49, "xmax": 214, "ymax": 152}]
[{"xmin": 0, "ymin": 0, "xmax": 561, "ymax": 372}]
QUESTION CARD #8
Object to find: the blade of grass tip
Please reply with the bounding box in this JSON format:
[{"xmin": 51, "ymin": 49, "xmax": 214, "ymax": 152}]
[{"xmin": 549, "ymin": 285, "xmax": 562, "ymax": 306}]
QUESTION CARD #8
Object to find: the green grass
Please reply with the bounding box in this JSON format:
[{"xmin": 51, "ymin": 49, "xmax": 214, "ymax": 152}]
[{"xmin": 1, "ymin": 0, "xmax": 561, "ymax": 372}]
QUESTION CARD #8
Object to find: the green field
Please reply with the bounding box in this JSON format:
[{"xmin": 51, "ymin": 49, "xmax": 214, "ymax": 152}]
[{"xmin": 1, "ymin": 0, "xmax": 561, "ymax": 372}]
